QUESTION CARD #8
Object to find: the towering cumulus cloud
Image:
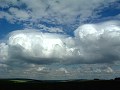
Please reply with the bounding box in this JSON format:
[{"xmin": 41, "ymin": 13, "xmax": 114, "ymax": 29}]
[
  {"xmin": 0, "ymin": 0, "xmax": 120, "ymax": 80},
  {"xmin": 0, "ymin": 21, "xmax": 120, "ymax": 65},
  {"xmin": 74, "ymin": 21, "xmax": 120, "ymax": 63},
  {"xmin": 8, "ymin": 30, "xmax": 69, "ymax": 64}
]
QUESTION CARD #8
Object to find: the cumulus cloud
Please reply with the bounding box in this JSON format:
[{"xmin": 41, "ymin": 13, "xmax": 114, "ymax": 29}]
[
  {"xmin": 0, "ymin": 0, "xmax": 120, "ymax": 80},
  {"xmin": 1, "ymin": 63, "xmax": 117, "ymax": 80},
  {"xmin": 0, "ymin": 20, "xmax": 120, "ymax": 65},
  {"xmin": 74, "ymin": 20, "xmax": 120, "ymax": 63},
  {"xmin": 0, "ymin": 20, "xmax": 120, "ymax": 79}
]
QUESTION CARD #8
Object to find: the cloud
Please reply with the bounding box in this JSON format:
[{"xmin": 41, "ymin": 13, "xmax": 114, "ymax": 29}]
[
  {"xmin": 0, "ymin": 0, "xmax": 118, "ymax": 25},
  {"xmin": 0, "ymin": 20, "xmax": 120, "ymax": 79},
  {"xmin": 32, "ymin": 24, "xmax": 64, "ymax": 33},
  {"xmin": 74, "ymin": 20, "xmax": 120, "ymax": 63},
  {"xmin": 8, "ymin": 7, "xmax": 30, "ymax": 21},
  {"xmin": 0, "ymin": 20, "xmax": 120, "ymax": 65},
  {"xmin": 0, "ymin": 43, "xmax": 8, "ymax": 62},
  {"xmin": 1, "ymin": 63, "xmax": 117, "ymax": 80},
  {"xmin": 7, "ymin": 29, "xmax": 69, "ymax": 64},
  {"xmin": 0, "ymin": 0, "xmax": 120, "ymax": 80}
]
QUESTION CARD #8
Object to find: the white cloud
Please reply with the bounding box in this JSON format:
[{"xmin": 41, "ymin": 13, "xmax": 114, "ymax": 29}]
[
  {"xmin": 0, "ymin": 20, "xmax": 120, "ymax": 79},
  {"xmin": 7, "ymin": 29, "xmax": 68, "ymax": 63},
  {"xmin": 9, "ymin": 7, "xmax": 30, "ymax": 21},
  {"xmin": 0, "ymin": 0, "xmax": 120, "ymax": 80},
  {"xmin": 34, "ymin": 24, "xmax": 64, "ymax": 33},
  {"xmin": 0, "ymin": 0, "xmax": 118, "ymax": 25},
  {"xmin": 0, "ymin": 20, "xmax": 120, "ymax": 65},
  {"xmin": 0, "ymin": 43, "xmax": 8, "ymax": 61},
  {"xmin": 56, "ymin": 67, "xmax": 69, "ymax": 74},
  {"xmin": 0, "ymin": 11, "xmax": 15, "ymax": 23}
]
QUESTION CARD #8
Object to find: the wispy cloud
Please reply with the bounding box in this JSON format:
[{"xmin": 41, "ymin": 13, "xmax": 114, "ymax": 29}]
[{"xmin": 0, "ymin": 0, "xmax": 118, "ymax": 25}]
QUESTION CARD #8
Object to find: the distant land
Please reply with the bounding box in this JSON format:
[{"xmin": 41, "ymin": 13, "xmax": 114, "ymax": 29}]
[{"xmin": 0, "ymin": 78, "xmax": 120, "ymax": 90}]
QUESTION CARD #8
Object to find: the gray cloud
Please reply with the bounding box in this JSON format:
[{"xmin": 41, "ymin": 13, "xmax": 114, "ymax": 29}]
[
  {"xmin": 1, "ymin": 20, "xmax": 120, "ymax": 79},
  {"xmin": 1, "ymin": 63, "xmax": 118, "ymax": 80},
  {"xmin": 0, "ymin": 0, "xmax": 118, "ymax": 25},
  {"xmin": 0, "ymin": 20, "xmax": 120, "ymax": 65},
  {"xmin": 0, "ymin": 0, "xmax": 120, "ymax": 80}
]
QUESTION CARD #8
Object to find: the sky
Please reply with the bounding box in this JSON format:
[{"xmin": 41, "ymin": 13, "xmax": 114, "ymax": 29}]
[{"xmin": 0, "ymin": 0, "xmax": 120, "ymax": 80}]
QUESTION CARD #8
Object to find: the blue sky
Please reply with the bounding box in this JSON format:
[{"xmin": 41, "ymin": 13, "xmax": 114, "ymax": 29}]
[
  {"xmin": 0, "ymin": 0, "xmax": 120, "ymax": 80},
  {"xmin": 0, "ymin": 0, "xmax": 120, "ymax": 38}
]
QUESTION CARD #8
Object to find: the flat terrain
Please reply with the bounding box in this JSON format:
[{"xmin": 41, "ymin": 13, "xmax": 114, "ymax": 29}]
[{"xmin": 0, "ymin": 79, "xmax": 120, "ymax": 90}]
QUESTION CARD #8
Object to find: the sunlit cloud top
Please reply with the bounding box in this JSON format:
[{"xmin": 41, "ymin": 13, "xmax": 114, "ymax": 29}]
[{"xmin": 0, "ymin": 0, "xmax": 120, "ymax": 80}]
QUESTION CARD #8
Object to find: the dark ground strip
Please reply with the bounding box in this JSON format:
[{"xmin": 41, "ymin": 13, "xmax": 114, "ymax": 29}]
[{"xmin": 0, "ymin": 79, "xmax": 120, "ymax": 90}]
